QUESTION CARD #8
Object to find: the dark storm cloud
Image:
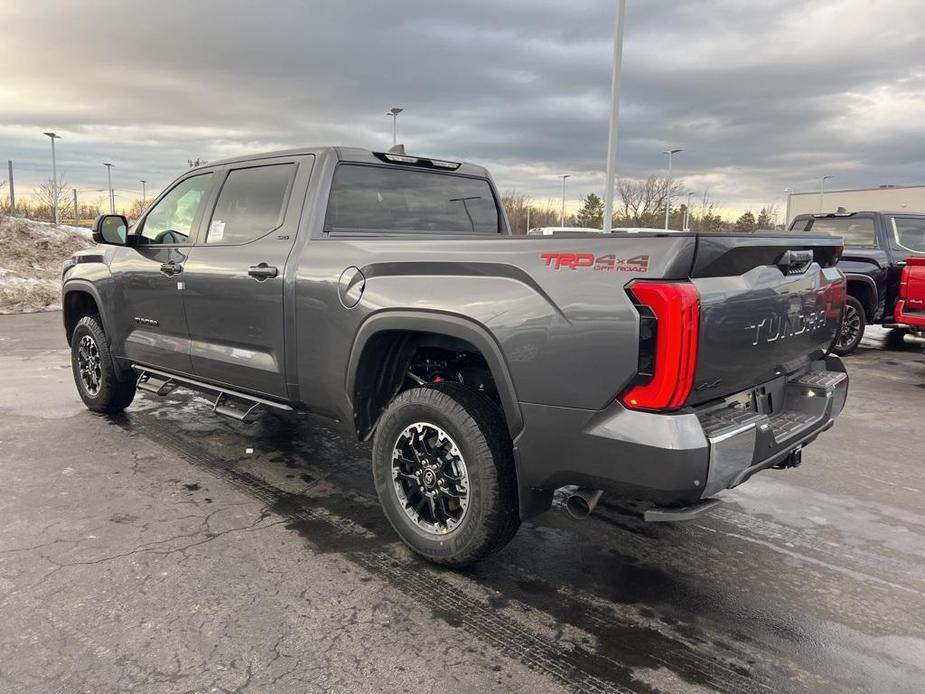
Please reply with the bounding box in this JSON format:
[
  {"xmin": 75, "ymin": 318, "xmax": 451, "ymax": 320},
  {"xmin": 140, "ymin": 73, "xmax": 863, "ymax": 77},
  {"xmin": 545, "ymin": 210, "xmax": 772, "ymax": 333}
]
[{"xmin": 2, "ymin": 0, "xmax": 924, "ymax": 212}]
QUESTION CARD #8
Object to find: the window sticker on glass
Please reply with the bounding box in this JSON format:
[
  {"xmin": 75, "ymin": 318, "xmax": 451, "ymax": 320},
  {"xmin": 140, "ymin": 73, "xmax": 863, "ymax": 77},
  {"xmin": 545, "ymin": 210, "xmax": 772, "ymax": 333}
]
[{"xmin": 208, "ymin": 220, "xmax": 225, "ymax": 243}]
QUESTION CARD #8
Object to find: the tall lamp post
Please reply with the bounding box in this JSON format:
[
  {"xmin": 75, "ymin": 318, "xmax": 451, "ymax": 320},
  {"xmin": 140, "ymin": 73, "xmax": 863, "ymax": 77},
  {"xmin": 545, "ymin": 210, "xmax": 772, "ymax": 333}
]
[
  {"xmin": 784, "ymin": 187, "xmax": 793, "ymax": 227},
  {"xmin": 662, "ymin": 148, "xmax": 683, "ymax": 230},
  {"xmin": 103, "ymin": 162, "xmax": 114, "ymax": 213},
  {"xmin": 559, "ymin": 174, "xmax": 571, "ymax": 226},
  {"xmin": 819, "ymin": 176, "xmax": 833, "ymax": 212},
  {"xmin": 602, "ymin": 0, "xmax": 626, "ymax": 234},
  {"xmin": 43, "ymin": 132, "xmax": 61, "ymax": 225},
  {"xmin": 683, "ymin": 191, "xmax": 697, "ymax": 231},
  {"xmin": 386, "ymin": 107, "xmax": 404, "ymax": 147},
  {"xmin": 140, "ymin": 179, "xmax": 148, "ymax": 205}
]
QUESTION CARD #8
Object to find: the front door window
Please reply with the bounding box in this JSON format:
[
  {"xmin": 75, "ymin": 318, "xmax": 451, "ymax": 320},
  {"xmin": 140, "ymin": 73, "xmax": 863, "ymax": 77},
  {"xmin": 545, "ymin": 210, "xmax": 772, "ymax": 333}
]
[{"xmin": 139, "ymin": 174, "xmax": 213, "ymax": 245}]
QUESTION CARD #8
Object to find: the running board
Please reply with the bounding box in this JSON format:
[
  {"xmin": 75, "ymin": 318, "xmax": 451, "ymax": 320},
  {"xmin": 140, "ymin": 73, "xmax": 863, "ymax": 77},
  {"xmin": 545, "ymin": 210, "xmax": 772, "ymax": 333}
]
[
  {"xmin": 136, "ymin": 372, "xmax": 178, "ymax": 396},
  {"xmin": 643, "ymin": 498, "xmax": 722, "ymax": 522},
  {"xmin": 133, "ymin": 365, "xmax": 293, "ymax": 423}
]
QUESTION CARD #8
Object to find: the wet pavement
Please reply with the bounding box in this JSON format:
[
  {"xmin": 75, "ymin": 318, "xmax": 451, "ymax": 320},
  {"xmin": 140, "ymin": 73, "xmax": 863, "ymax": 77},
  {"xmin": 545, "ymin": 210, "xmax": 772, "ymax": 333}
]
[{"xmin": 0, "ymin": 312, "xmax": 923, "ymax": 693}]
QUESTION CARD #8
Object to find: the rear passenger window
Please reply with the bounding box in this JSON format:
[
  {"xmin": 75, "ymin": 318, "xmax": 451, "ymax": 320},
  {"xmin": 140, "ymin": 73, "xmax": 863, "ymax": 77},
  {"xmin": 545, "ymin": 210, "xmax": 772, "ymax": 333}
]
[
  {"xmin": 808, "ymin": 217, "xmax": 877, "ymax": 246},
  {"xmin": 325, "ymin": 164, "xmax": 500, "ymax": 234},
  {"xmin": 206, "ymin": 164, "xmax": 294, "ymax": 245}
]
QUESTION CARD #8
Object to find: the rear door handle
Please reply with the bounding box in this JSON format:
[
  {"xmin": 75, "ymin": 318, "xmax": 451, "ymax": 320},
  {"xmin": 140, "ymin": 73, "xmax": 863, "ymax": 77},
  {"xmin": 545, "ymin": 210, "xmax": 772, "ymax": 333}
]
[
  {"xmin": 159, "ymin": 262, "xmax": 182, "ymax": 276},
  {"xmin": 248, "ymin": 263, "xmax": 279, "ymax": 280}
]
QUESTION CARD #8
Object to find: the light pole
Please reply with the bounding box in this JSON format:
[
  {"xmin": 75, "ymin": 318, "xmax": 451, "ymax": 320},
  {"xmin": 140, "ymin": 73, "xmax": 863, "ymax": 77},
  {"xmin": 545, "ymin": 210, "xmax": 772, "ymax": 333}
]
[
  {"xmin": 819, "ymin": 176, "xmax": 833, "ymax": 212},
  {"xmin": 602, "ymin": 0, "xmax": 626, "ymax": 234},
  {"xmin": 784, "ymin": 187, "xmax": 792, "ymax": 227},
  {"xmin": 140, "ymin": 179, "xmax": 147, "ymax": 205},
  {"xmin": 103, "ymin": 162, "xmax": 114, "ymax": 213},
  {"xmin": 386, "ymin": 107, "xmax": 404, "ymax": 147},
  {"xmin": 684, "ymin": 191, "xmax": 697, "ymax": 231},
  {"xmin": 559, "ymin": 174, "xmax": 571, "ymax": 226},
  {"xmin": 662, "ymin": 148, "xmax": 683, "ymax": 230},
  {"xmin": 7, "ymin": 160, "xmax": 15, "ymax": 217},
  {"xmin": 43, "ymin": 131, "xmax": 61, "ymax": 225}
]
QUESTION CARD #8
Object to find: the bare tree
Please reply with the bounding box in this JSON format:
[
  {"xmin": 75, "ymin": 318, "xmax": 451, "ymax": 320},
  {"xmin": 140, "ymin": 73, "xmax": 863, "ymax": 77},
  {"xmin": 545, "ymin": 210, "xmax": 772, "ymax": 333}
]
[
  {"xmin": 32, "ymin": 176, "xmax": 69, "ymax": 223},
  {"xmin": 615, "ymin": 175, "xmax": 684, "ymax": 228},
  {"xmin": 500, "ymin": 191, "xmax": 578, "ymax": 232},
  {"xmin": 501, "ymin": 190, "xmax": 532, "ymax": 235},
  {"xmin": 126, "ymin": 198, "xmax": 149, "ymax": 222}
]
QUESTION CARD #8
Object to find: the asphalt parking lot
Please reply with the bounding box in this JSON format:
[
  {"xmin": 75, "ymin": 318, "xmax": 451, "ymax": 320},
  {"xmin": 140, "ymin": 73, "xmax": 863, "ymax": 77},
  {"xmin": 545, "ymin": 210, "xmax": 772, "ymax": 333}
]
[{"xmin": 0, "ymin": 312, "xmax": 923, "ymax": 693}]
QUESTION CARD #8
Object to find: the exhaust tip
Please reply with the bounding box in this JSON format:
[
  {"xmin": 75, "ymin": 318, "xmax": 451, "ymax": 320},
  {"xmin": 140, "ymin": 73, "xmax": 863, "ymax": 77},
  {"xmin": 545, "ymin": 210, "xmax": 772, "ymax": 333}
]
[{"xmin": 565, "ymin": 488, "xmax": 603, "ymax": 520}]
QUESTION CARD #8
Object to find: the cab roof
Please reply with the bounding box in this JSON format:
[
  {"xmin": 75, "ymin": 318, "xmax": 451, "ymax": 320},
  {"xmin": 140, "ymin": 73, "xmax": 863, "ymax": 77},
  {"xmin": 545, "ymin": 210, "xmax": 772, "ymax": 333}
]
[{"xmin": 191, "ymin": 146, "xmax": 492, "ymax": 178}]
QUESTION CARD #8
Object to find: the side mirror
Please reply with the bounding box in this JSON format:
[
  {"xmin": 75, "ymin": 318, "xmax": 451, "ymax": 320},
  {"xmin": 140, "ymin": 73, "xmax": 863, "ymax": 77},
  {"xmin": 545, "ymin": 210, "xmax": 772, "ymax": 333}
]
[{"xmin": 92, "ymin": 214, "xmax": 129, "ymax": 245}]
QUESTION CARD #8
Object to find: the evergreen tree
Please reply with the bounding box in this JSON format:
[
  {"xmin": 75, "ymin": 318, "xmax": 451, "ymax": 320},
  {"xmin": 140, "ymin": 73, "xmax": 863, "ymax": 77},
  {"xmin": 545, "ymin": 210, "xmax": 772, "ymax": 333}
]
[
  {"xmin": 755, "ymin": 207, "xmax": 773, "ymax": 229},
  {"xmin": 576, "ymin": 193, "xmax": 604, "ymax": 229},
  {"xmin": 734, "ymin": 211, "xmax": 757, "ymax": 233}
]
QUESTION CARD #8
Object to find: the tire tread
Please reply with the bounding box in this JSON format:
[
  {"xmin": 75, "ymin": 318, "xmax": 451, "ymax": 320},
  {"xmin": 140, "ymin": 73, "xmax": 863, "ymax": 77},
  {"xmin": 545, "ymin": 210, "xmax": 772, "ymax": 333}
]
[
  {"xmin": 372, "ymin": 383, "xmax": 520, "ymax": 567},
  {"xmin": 71, "ymin": 315, "xmax": 136, "ymax": 414}
]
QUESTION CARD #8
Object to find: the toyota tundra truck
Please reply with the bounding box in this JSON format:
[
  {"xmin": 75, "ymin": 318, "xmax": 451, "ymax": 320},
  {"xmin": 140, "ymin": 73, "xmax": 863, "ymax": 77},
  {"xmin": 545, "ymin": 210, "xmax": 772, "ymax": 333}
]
[{"xmin": 63, "ymin": 146, "xmax": 849, "ymax": 566}]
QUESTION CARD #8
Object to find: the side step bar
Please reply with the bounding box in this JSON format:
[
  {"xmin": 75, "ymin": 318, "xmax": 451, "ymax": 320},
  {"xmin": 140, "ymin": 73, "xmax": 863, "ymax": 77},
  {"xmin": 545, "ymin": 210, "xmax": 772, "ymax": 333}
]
[{"xmin": 133, "ymin": 365, "xmax": 293, "ymax": 424}]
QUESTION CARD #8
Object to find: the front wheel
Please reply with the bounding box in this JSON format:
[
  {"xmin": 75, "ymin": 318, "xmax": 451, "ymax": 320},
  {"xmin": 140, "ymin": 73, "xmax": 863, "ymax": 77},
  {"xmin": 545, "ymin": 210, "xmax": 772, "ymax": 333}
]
[
  {"xmin": 371, "ymin": 383, "xmax": 520, "ymax": 567},
  {"xmin": 831, "ymin": 296, "xmax": 865, "ymax": 356},
  {"xmin": 70, "ymin": 315, "xmax": 136, "ymax": 414}
]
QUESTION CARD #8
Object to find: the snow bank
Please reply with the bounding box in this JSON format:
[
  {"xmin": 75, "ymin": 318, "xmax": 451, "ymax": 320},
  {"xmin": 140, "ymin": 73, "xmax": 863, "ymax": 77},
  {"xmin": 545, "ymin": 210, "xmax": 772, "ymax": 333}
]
[{"xmin": 0, "ymin": 217, "xmax": 95, "ymax": 314}]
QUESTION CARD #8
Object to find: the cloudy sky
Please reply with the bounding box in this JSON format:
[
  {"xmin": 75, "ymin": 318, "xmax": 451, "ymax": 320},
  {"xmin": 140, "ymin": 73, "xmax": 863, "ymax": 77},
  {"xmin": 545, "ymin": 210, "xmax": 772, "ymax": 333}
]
[{"xmin": 2, "ymin": 0, "xmax": 924, "ymax": 217}]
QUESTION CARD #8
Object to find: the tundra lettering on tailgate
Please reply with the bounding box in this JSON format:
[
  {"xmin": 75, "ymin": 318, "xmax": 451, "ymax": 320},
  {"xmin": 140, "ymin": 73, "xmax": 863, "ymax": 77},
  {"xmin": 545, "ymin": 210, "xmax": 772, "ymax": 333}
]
[
  {"xmin": 541, "ymin": 252, "xmax": 649, "ymax": 272},
  {"xmin": 745, "ymin": 308, "xmax": 828, "ymax": 346}
]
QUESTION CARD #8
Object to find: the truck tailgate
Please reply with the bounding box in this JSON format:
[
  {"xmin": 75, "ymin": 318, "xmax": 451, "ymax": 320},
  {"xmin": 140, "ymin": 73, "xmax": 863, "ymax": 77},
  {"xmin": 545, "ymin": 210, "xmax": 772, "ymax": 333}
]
[
  {"xmin": 687, "ymin": 234, "xmax": 845, "ymax": 405},
  {"xmin": 897, "ymin": 256, "xmax": 925, "ymax": 327}
]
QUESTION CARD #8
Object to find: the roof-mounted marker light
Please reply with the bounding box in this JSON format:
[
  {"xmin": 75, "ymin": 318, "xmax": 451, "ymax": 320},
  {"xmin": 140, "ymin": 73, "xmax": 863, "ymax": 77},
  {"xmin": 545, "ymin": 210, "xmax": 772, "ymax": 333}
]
[
  {"xmin": 384, "ymin": 154, "xmax": 420, "ymax": 164},
  {"xmin": 375, "ymin": 152, "xmax": 462, "ymax": 170}
]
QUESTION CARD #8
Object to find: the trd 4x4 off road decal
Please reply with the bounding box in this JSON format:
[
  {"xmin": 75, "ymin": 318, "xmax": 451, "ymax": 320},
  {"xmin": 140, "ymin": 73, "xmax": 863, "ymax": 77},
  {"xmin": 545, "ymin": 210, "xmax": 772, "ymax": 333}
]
[{"xmin": 540, "ymin": 252, "xmax": 650, "ymax": 272}]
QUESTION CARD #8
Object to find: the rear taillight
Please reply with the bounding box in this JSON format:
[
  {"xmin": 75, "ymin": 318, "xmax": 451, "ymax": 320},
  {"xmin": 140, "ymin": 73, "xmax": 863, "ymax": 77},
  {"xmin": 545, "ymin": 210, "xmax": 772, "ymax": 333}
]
[
  {"xmin": 621, "ymin": 281, "xmax": 700, "ymax": 411},
  {"xmin": 899, "ymin": 264, "xmax": 910, "ymax": 299}
]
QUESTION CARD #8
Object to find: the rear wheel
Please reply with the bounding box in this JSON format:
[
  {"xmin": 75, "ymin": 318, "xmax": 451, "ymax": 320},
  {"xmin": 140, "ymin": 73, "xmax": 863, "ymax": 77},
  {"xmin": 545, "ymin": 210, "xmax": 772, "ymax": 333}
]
[
  {"xmin": 371, "ymin": 383, "xmax": 519, "ymax": 567},
  {"xmin": 831, "ymin": 296, "xmax": 865, "ymax": 356},
  {"xmin": 70, "ymin": 315, "xmax": 136, "ymax": 414}
]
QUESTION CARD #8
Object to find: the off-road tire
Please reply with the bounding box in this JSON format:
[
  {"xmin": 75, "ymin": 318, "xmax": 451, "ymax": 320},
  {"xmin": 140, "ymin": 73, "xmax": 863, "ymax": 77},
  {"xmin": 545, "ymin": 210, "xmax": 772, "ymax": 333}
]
[
  {"xmin": 70, "ymin": 315, "xmax": 136, "ymax": 414},
  {"xmin": 372, "ymin": 383, "xmax": 520, "ymax": 567},
  {"xmin": 831, "ymin": 296, "xmax": 865, "ymax": 356}
]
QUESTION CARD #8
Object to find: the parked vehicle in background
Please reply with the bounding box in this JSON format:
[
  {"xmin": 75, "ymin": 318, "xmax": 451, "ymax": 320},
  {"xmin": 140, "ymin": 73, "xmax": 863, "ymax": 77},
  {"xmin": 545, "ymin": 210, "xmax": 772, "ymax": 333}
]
[
  {"xmin": 896, "ymin": 257, "xmax": 925, "ymax": 345},
  {"xmin": 63, "ymin": 146, "xmax": 849, "ymax": 567},
  {"xmin": 526, "ymin": 227, "xmax": 681, "ymax": 235},
  {"xmin": 527, "ymin": 226, "xmax": 602, "ymax": 235},
  {"xmin": 789, "ymin": 211, "xmax": 925, "ymax": 354}
]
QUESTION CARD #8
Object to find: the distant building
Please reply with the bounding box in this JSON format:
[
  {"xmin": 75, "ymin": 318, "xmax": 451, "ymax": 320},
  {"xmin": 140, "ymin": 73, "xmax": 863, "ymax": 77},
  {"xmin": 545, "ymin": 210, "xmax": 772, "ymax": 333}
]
[{"xmin": 786, "ymin": 184, "xmax": 925, "ymax": 224}]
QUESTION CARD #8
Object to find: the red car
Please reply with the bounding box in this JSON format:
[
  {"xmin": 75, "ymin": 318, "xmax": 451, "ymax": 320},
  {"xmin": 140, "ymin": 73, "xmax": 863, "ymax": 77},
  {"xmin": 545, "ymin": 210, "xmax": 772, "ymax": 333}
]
[{"xmin": 896, "ymin": 257, "xmax": 925, "ymax": 344}]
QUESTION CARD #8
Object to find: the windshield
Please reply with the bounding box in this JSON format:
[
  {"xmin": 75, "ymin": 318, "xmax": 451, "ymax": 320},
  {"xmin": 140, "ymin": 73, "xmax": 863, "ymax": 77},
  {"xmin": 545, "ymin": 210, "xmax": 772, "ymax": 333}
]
[
  {"xmin": 890, "ymin": 217, "xmax": 925, "ymax": 254},
  {"xmin": 792, "ymin": 216, "xmax": 877, "ymax": 247}
]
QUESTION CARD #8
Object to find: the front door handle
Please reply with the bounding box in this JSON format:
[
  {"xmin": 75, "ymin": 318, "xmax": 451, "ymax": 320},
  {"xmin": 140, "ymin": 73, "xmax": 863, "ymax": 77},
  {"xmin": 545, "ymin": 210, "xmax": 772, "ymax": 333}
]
[
  {"xmin": 160, "ymin": 262, "xmax": 182, "ymax": 276},
  {"xmin": 248, "ymin": 263, "xmax": 279, "ymax": 281}
]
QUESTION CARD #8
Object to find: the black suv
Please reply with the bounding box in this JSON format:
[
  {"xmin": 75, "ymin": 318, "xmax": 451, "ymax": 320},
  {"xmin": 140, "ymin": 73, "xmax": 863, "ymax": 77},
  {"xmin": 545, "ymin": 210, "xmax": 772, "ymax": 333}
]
[{"xmin": 789, "ymin": 211, "xmax": 925, "ymax": 354}]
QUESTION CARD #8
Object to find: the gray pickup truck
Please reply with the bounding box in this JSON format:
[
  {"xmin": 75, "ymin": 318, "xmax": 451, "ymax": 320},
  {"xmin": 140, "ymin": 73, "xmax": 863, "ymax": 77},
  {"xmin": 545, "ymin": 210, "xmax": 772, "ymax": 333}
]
[{"xmin": 63, "ymin": 146, "xmax": 849, "ymax": 566}]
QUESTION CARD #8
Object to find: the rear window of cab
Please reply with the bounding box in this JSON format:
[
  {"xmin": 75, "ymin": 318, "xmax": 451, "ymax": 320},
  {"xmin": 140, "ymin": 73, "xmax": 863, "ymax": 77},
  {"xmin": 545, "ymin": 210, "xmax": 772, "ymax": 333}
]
[
  {"xmin": 324, "ymin": 164, "xmax": 500, "ymax": 235},
  {"xmin": 790, "ymin": 216, "xmax": 877, "ymax": 247}
]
